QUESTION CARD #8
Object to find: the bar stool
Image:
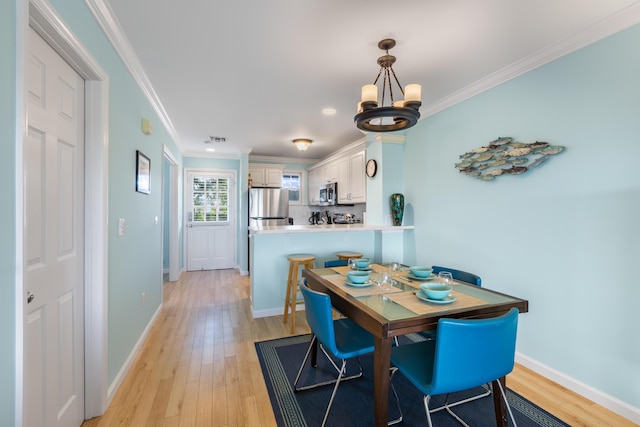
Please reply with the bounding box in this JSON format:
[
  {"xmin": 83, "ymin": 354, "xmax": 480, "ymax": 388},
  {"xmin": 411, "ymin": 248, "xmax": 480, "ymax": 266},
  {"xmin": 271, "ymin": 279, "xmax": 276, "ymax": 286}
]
[
  {"xmin": 336, "ymin": 251, "xmax": 363, "ymax": 260},
  {"xmin": 283, "ymin": 254, "xmax": 316, "ymax": 334}
]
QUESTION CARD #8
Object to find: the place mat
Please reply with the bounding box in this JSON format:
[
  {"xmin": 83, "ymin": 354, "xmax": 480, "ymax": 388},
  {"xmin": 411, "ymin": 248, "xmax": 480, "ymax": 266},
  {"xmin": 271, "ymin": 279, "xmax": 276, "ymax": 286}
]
[
  {"xmin": 384, "ymin": 289, "xmax": 489, "ymax": 315},
  {"xmin": 325, "ymin": 274, "xmax": 403, "ymax": 297}
]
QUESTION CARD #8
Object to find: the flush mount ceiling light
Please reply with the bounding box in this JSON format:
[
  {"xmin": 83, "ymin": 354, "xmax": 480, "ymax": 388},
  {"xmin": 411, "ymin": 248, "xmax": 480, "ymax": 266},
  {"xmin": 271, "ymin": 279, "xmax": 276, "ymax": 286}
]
[
  {"xmin": 292, "ymin": 138, "xmax": 313, "ymax": 151},
  {"xmin": 354, "ymin": 39, "xmax": 422, "ymax": 132}
]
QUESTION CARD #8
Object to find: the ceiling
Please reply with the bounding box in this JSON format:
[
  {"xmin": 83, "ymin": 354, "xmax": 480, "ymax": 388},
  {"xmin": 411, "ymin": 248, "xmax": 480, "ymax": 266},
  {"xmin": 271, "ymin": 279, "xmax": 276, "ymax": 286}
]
[{"xmin": 103, "ymin": 0, "xmax": 639, "ymax": 161}]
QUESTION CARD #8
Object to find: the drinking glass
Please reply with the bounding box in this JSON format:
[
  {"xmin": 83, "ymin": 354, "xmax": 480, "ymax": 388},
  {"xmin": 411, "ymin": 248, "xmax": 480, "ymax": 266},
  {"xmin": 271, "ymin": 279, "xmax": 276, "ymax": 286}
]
[
  {"xmin": 348, "ymin": 258, "xmax": 358, "ymax": 271},
  {"xmin": 438, "ymin": 271, "xmax": 453, "ymax": 287}
]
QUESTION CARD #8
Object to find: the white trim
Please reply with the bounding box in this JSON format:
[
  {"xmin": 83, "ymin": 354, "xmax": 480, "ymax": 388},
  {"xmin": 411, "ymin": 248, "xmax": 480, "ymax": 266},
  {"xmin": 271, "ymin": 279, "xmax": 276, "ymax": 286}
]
[
  {"xmin": 107, "ymin": 304, "xmax": 162, "ymax": 402},
  {"xmin": 84, "ymin": 0, "xmax": 183, "ymax": 153},
  {"xmin": 163, "ymin": 146, "xmax": 180, "ymax": 282},
  {"xmin": 422, "ymin": 2, "xmax": 640, "ymax": 119},
  {"xmin": 249, "ymin": 155, "xmax": 319, "ymax": 165},
  {"xmin": 251, "ymin": 306, "xmax": 304, "ymax": 319},
  {"xmin": 24, "ymin": 0, "xmax": 111, "ymax": 419},
  {"xmin": 516, "ymin": 353, "xmax": 640, "ymax": 424}
]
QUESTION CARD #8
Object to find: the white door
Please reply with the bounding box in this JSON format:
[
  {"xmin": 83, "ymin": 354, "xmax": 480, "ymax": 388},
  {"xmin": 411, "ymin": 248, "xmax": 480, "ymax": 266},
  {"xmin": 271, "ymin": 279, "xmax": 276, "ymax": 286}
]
[
  {"xmin": 24, "ymin": 27, "xmax": 85, "ymax": 427},
  {"xmin": 186, "ymin": 171, "xmax": 236, "ymax": 270}
]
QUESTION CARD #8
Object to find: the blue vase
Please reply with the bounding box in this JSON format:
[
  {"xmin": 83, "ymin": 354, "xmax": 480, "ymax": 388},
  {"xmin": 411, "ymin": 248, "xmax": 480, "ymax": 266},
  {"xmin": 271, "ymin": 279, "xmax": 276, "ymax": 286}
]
[{"xmin": 390, "ymin": 193, "xmax": 404, "ymax": 226}]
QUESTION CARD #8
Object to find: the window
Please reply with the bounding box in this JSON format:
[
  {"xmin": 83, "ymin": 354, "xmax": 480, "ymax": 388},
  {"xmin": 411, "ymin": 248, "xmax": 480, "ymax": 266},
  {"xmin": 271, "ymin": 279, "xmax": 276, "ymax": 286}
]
[
  {"xmin": 282, "ymin": 172, "xmax": 302, "ymax": 205},
  {"xmin": 191, "ymin": 176, "xmax": 229, "ymax": 222}
]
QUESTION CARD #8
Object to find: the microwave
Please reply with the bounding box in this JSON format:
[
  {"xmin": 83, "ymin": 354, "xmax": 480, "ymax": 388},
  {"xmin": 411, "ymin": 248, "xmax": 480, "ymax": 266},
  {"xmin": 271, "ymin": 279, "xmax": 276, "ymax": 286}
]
[{"xmin": 319, "ymin": 182, "xmax": 337, "ymax": 206}]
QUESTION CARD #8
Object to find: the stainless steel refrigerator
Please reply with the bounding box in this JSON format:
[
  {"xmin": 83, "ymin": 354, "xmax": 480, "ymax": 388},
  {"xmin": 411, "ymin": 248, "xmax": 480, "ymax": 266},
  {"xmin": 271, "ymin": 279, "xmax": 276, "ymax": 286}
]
[{"xmin": 249, "ymin": 188, "xmax": 290, "ymax": 227}]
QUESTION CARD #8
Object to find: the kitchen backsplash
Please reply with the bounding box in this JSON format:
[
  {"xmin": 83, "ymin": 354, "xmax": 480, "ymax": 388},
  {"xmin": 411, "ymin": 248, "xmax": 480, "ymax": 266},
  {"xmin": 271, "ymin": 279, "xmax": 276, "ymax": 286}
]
[{"xmin": 289, "ymin": 204, "xmax": 366, "ymax": 226}]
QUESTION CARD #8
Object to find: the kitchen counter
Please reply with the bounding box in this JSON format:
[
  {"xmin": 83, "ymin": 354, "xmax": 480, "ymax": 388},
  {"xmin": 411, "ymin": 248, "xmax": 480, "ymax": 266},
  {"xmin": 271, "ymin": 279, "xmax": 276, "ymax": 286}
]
[
  {"xmin": 249, "ymin": 224, "xmax": 414, "ymax": 234},
  {"xmin": 248, "ymin": 224, "xmax": 416, "ymax": 318}
]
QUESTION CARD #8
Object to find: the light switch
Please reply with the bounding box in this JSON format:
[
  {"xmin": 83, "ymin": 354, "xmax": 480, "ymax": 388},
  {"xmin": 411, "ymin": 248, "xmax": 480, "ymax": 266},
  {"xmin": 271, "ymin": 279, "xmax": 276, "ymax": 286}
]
[{"xmin": 118, "ymin": 218, "xmax": 125, "ymax": 236}]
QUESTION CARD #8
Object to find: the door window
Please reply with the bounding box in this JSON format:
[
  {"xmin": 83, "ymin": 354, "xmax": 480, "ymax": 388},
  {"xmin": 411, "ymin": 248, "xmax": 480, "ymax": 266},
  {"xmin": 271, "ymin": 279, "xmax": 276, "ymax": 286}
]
[{"xmin": 192, "ymin": 176, "xmax": 229, "ymax": 222}]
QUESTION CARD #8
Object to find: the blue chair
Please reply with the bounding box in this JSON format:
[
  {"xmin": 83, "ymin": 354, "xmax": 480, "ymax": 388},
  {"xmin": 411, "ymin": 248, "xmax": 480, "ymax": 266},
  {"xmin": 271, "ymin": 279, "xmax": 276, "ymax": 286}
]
[
  {"xmin": 390, "ymin": 308, "xmax": 519, "ymax": 427},
  {"xmin": 324, "ymin": 259, "xmax": 349, "ymax": 268},
  {"xmin": 294, "ymin": 279, "xmax": 401, "ymax": 426},
  {"xmin": 432, "ymin": 265, "xmax": 482, "ymax": 287}
]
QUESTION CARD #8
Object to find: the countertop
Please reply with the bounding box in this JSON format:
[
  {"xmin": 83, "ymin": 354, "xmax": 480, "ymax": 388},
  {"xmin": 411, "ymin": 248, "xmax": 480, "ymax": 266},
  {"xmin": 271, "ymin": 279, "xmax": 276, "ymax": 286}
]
[{"xmin": 248, "ymin": 224, "xmax": 414, "ymax": 234}]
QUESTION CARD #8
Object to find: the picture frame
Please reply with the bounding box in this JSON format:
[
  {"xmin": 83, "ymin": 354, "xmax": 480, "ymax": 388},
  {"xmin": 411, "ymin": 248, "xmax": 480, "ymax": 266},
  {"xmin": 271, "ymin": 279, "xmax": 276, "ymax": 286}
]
[{"xmin": 136, "ymin": 150, "xmax": 151, "ymax": 194}]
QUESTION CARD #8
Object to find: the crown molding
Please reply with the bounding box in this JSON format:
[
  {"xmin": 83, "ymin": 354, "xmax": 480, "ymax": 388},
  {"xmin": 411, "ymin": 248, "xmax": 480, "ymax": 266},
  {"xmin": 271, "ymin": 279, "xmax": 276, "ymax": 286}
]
[
  {"xmin": 249, "ymin": 155, "xmax": 319, "ymax": 165},
  {"xmin": 183, "ymin": 151, "xmax": 242, "ymax": 160},
  {"xmin": 422, "ymin": 2, "xmax": 640, "ymax": 119},
  {"xmin": 84, "ymin": 0, "xmax": 184, "ymax": 154}
]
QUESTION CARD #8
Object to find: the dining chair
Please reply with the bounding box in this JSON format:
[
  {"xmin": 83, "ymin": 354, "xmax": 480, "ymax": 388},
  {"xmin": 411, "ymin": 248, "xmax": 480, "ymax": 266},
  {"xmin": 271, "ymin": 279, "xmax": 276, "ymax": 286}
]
[
  {"xmin": 431, "ymin": 265, "xmax": 482, "ymax": 287},
  {"xmin": 294, "ymin": 278, "xmax": 402, "ymax": 426},
  {"xmin": 324, "ymin": 259, "xmax": 349, "ymax": 267},
  {"xmin": 389, "ymin": 308, "xmax": 519, "ymax": 427}
]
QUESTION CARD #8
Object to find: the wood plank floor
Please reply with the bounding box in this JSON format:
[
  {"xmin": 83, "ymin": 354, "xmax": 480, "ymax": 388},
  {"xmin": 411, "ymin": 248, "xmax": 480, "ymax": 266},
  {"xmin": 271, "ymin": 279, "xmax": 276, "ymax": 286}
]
[{"xmin": 82, "ymin": 269, "xmax": 636, "ymax": 426}]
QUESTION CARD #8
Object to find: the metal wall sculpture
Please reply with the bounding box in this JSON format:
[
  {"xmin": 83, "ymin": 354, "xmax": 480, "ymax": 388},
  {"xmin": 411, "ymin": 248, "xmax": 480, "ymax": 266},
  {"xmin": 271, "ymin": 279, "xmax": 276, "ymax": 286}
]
[{"xmin": 455, "ymin": 137, "xmax": 565, "ymax": 181}]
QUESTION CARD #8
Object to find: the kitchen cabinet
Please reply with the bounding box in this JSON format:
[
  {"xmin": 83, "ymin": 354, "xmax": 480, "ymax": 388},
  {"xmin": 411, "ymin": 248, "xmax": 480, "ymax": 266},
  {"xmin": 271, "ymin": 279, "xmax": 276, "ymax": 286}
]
[
  {"xmin": 249, "ymin": 165, "xmax": 284, "ymax": 187},
  {"xmin": 337, "ymin": 150, "xmax": 366, "ymax": 203},
  {"xmin": 307, "ymin": 168, "xmax": 321, "ymax": 204}
]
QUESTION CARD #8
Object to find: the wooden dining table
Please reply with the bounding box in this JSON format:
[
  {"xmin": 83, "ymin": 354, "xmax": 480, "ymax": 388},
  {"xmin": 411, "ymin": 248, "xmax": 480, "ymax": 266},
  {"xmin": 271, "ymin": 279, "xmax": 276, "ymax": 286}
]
[{"xmin": 302, "ymin": 264, "xmax": 529, "ymax": 427}]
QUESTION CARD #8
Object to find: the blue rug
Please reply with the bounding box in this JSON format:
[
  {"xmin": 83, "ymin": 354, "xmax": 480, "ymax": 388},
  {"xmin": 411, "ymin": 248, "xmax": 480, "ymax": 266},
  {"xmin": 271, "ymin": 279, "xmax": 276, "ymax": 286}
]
[{"xmin": 255, "ymin": 334, "xmax": 571, "ymax": 427}]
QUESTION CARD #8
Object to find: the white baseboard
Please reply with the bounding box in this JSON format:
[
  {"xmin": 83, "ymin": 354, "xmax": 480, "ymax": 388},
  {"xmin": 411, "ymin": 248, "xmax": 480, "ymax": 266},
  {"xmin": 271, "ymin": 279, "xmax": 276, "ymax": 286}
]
[
  {"xmin": 516, "ymin": 352, "xmax": 640, "ymax": 424},
  {"xmin": 106, "ymin": 303, "xmax": 163, "ymax": 404},
  {"xmin": 251, "ymin": 304, "xmax": 305, "ymax": 319}
]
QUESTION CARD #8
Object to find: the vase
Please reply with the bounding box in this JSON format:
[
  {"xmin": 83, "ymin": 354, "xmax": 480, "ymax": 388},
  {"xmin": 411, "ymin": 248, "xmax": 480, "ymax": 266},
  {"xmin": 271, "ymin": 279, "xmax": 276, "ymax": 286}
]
[{"xmin": 390, "ymin": 193, "xmax": 404, "ymax": 226}]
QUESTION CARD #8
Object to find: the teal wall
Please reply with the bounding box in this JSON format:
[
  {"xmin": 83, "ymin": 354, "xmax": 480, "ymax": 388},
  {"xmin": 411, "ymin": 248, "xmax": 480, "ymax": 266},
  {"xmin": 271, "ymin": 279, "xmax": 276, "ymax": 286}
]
[
  {"xmin": 0, "ymin": 0, "xmax": 17, "ymax": 423},
  {"xmin": 403, "ymin": 24, "xmax": 640, "ymax": 409}
]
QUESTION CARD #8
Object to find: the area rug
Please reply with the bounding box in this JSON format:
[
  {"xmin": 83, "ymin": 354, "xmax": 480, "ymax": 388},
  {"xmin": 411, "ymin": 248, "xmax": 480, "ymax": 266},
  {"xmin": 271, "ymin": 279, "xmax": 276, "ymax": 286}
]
[{"xmin": 255, "ymin": 334, "xmax": 571, "ymax": 427}]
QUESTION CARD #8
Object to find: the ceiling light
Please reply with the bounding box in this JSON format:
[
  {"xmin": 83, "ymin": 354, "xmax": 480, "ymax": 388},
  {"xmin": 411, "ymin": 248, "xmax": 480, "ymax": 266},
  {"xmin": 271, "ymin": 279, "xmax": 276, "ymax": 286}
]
[
  {"xmin": 292, "ymin": 138, "xmax": 313, "ymax": 151},
  {"xmin": 354, "ymin": 39, "xmax": 422, "ymax": 132},
  {"xmin": 322, "ymin": 108, "xmax": 337, "ymax": 115},
  {"xmin": 206, "ymin": 148, "xmax": 215, "ymax": 152}
]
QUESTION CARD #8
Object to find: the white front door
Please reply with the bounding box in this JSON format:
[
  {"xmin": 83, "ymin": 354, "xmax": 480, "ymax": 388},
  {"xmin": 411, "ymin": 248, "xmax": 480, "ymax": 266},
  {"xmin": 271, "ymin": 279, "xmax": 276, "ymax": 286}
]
[
  {"xmin": 186, "ymin": 171, "xmax": 236, "ymax": 270},
  {"xmin": 24, "ymin": 27, "xmax": 85, "ymax": 427}
]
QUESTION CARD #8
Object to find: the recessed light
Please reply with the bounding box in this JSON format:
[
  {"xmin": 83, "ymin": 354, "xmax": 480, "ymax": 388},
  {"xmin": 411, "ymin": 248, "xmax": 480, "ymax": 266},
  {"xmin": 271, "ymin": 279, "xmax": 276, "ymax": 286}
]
[
  {"xmin": 206, "ymin": 148, "xmax": 215, "ymax": 152},
  {"xmin": 322, "ymin": 108, "xmax": 336, "ymax": 116}
]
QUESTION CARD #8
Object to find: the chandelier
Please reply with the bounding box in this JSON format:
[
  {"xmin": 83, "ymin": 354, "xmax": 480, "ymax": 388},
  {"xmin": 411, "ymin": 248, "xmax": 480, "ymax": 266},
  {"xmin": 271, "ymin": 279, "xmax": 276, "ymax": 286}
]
[{"xmin": 354, "ymin": 39, "xmax": 422, "ymax": 132}]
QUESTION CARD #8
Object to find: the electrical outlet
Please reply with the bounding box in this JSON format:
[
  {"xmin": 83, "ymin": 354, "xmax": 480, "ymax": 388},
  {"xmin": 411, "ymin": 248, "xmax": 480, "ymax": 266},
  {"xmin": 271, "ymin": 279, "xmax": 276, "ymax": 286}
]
[{"xmin": 141, "ymin": 292, "xmax": 146, "ymax": 307}]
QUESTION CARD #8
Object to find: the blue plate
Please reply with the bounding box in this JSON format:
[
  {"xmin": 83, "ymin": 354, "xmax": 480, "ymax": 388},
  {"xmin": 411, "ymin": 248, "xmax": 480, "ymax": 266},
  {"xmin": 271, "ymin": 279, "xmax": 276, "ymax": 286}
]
[
  {"xmin": 416, "ymin": 291, "xmax": 456, "ymax": 304},
  {"xmin": 406, "ymin": 272, "xmax": 435, "ymax": 281},
  {"xmin": 344, "ymin": 278, "xmax": 372, "ymax": 288},
  {"xmin": 356, "ymin": 267, "xmax": 372, "ymax": 272}
]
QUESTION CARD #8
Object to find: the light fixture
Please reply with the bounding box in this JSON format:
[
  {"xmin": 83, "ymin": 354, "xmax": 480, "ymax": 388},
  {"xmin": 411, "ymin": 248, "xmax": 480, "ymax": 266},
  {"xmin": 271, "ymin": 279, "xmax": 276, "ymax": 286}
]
[
  {"xmin": 354, "ymin": 39, "xmax": 422, "ymax": 132},
  {"xmin": 292, "ymin": 138, "xmax": 313, "ymax": 151}
]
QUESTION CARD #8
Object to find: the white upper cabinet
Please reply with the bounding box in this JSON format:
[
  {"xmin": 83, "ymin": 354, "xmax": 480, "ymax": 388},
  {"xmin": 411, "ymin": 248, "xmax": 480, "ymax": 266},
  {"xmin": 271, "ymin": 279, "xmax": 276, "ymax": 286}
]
[
  {"xmin": 337, "ymin": 150, "xmax": 365, "ymax": 203},
  {"xmin": 249, "ymin": 164, "xmax": 284, "ymax": 187}
]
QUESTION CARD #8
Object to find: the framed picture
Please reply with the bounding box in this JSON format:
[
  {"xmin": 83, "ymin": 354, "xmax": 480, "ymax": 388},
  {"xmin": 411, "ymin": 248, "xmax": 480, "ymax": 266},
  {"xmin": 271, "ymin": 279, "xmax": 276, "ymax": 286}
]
[{"xmin": 136, "ymin": 150, "xmax": 151, "ymax": 194}]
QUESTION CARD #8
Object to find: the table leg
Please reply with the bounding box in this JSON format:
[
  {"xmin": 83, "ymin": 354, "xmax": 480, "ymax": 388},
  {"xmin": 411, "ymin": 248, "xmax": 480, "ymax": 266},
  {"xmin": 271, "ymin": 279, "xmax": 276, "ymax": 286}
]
[
  {"xmin": 492, "ymin": 377, "xmax": 508, "ymax": 427},
  {"xmin": 310, "ymin": 334, "xmax": 318, "ymax": 368},
  {"xmin": 373, "ymin": 336, "xmax": 392, "ymax": 427}
]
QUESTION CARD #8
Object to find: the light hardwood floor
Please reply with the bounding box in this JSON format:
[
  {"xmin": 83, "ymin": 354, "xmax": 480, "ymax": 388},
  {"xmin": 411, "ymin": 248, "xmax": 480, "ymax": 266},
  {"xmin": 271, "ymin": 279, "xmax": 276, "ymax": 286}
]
[{"xmin": 82, "ymin": 270, "xmax": 636, "ymax": 426}]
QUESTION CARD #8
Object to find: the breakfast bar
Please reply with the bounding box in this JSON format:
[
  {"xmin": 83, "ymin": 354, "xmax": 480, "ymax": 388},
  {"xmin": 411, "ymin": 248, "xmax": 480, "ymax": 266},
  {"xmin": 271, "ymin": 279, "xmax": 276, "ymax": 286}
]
[{"xmin": 248, "ymin": 224, "xmax": 414, "ymax": 318}]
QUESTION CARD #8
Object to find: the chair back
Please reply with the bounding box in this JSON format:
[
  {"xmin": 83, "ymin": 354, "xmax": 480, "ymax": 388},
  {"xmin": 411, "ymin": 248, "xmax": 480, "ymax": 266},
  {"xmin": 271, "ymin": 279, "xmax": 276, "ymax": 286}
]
[
  {"xmin": 324, "ymin": 259, "xmax": 349, "ymax": 268},
  {"xmin": 432, "ymin": 266, "xmax": 482, "ymax": 287},
  {"xmin": 299, "ymin": 279, "xmax": 340, "ymax": 355},
  {"xmin": 430, "ymin": 308, "xmax": 519, "ymax": 395}
]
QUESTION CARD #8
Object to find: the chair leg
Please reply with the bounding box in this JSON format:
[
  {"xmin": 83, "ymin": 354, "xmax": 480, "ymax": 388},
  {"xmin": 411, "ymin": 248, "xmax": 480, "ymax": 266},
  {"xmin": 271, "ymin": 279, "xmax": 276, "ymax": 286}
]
[
  {"xmin": 294, "ymin": 338, "xmax": 364, "ymax": 392},
  {"xmin": 321, "ymin": 359, "xmax": 347, "ymax": 427},
  {"xmin": 495, "ymin": 379, "xmax": 518, "ymax": 427},
  {"xmin": 388, "ymin": 367, "xmax": 403, "ymax": 426}
]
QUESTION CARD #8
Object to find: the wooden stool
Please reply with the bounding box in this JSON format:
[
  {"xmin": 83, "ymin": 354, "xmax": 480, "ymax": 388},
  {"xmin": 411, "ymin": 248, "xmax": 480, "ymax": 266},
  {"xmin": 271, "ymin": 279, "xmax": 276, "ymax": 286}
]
[
  {"xmin": 283, "ymin": 254, "xmax": 315, "ymax": 334},
  {"xmin": 336, "ymin": 251, "xmax": 363, "ymax": 260}
]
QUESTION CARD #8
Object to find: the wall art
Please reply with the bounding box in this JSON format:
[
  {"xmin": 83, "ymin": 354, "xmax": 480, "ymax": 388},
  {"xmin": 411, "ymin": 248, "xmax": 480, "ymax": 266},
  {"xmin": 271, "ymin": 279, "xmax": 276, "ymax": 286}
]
[
  {"xmin": 455, "ymin": 137, "xmax": 564, "ymax": 181},
  {"xmin": 136, "ymin": 150, "xmax": 151, "ymax": 194}
]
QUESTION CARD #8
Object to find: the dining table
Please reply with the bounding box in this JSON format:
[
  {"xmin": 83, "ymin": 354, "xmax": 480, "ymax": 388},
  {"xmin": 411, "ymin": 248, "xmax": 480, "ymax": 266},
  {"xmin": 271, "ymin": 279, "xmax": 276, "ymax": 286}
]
[{"xmin": 302, "ymin": 264, "xmax": 529, "ymax": 427}]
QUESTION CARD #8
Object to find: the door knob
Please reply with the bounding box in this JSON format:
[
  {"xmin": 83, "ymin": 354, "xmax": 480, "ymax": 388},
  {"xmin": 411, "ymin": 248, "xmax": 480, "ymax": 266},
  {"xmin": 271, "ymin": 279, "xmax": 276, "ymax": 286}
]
[{"xmin": 27, "ymin": 292, "xmax": 35, "ymax": 304}]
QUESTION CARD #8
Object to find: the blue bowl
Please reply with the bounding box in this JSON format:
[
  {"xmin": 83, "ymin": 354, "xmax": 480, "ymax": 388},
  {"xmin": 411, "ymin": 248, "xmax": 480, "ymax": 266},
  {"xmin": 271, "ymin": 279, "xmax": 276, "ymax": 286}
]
[
  {"xmin": 346, "ymin": 271, "xmax": 370, "ymax": 284},
  {"xmin": 410, "ymin": 266, "xmax": 433, "ymax": 278},
  {"xmin": 420, "ymin": 283, "xmax": 451, "ymax": 300},
  {"xmin": 354, "ymin": 258, "xmax": 372, "ymax": 269}
]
